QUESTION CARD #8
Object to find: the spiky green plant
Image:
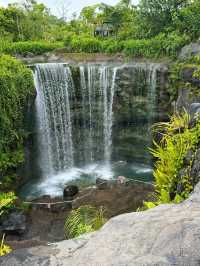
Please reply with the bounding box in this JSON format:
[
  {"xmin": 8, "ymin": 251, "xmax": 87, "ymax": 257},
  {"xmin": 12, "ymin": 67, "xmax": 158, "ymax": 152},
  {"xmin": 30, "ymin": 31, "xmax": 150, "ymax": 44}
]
[
  {"xmin": 64, "ymin": 205, "xmax": 107, "ymax": 239},
  {"xmin": 0, "ymin": 192, "xmax": 16, "ymax": 216},
  {"xmin": 144, "ymin": 111, "xmax": 200, "ymax": 208},
  {"xmin": 0, "ymin": 234, "xmax": 12, "ymax": 257}
]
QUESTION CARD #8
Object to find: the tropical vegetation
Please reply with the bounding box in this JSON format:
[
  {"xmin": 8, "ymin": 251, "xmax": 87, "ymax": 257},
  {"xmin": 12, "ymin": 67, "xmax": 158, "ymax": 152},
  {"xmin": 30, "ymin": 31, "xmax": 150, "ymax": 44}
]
[
  {"xmin": 144, "ymin": 111, "xmax": 200, "ymax": 208},
  {"xmin": 0, "ymin": 55, "xmax": 34, "ymax": 189},
  {"xmin": 0, "ymin": 0, "xmax": 200, "ymax": 58}
]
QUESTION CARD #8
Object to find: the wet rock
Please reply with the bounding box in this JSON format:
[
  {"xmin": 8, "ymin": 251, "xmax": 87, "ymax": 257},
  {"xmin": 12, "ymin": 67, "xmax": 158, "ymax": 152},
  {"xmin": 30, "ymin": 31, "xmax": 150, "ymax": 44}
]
[
  {"xmin": 180, "ymin": 67, "xmax": 200, "ymax": 87},
  {"xmin": 189, "ymin": 103, "xmax": 200, "ymax": 117},
  {"xmin": 184, "ymin": 149, "xmax": 194, "ymax": 165},
  {"xmin": 96, "ymin": 178, "xmax": 109, "ymax": 190},
  {"xmin": 0, "ymin": 211, "xmax": 26, "ymax": 234},
  {"xmin": 179, "ymin": 42, "xmax": 200, "ymax": 60},
  {"xmin": 63, "ymin": 185, "xmax": 79, "ymax": 200},
  {"xmin": 190, "ymin": 149, "xmax": 200, "ymax": 186},
  {"xmin": 176, "ymin": 88, "xmax": 190, "ymax": 112}
]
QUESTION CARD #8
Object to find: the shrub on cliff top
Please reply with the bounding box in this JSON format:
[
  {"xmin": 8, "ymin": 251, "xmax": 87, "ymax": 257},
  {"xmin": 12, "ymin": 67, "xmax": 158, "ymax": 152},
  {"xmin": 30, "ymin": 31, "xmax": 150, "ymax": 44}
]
[{"xmin": 0, "ymin": 41, "xmax": 63, "ymax": 56}]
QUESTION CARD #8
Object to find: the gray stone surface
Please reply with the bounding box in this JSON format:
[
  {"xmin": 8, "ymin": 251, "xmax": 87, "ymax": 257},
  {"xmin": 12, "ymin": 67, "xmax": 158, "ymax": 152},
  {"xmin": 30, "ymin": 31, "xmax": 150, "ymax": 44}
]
[
  {"xmin": 179, "ymin": 43, "xmax": 200, "ymax": 60},
  {"xmin": 1, "ymin": 182, "xmax": 200, "ymax": 266},
  {"xmin": 180, "ymin": 66, "xmax": 200, "ymax": 87},
  {"xmin": 0, "ymin": 211, "xmax": 26, "ymax": 234}
]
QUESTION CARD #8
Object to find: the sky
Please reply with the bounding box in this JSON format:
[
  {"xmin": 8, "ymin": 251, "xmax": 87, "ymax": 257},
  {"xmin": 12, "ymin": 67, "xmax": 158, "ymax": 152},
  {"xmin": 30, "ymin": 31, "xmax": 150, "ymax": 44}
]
[{"xmin": 0, "ymin": 0, "xmax": 138, "ymax": 18}]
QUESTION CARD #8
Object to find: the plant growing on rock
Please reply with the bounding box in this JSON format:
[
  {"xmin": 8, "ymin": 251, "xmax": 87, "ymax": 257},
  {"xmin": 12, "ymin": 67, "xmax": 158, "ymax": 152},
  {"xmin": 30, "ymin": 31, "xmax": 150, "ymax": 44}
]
[
  {"xmin": 64, "ymin": 205, "xmax": 107, "ymax": 238},
  {"xmin": 0, "ymin": 192, "xmax": 16, "ymax": 216},
  {"xmin": 0, "ymin": 192, "xmax": 16, "ymax": 256},
  {"xmin": 144, "ymin": 111, "xmax": 200, "ymax": 208}
]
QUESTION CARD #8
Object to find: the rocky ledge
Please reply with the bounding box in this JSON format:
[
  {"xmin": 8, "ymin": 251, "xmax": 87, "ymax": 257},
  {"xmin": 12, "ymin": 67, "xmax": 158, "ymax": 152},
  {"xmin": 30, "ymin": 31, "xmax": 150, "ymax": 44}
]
[{"xmin": 1, "ymin": 181, "xmax": 200, "ymax": 266}]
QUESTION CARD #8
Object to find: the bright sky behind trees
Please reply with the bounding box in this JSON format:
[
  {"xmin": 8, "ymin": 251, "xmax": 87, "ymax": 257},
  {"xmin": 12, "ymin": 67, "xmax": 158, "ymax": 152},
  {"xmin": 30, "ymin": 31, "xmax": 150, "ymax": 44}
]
[{"xmin": 1, "ymin": 0, "xmax": 138, "ymax": 18}]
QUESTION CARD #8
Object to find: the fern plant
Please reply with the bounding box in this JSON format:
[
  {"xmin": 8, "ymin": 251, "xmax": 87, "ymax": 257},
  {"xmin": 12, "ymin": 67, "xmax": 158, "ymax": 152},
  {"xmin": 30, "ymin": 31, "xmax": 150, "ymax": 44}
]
[
  {"xmin": 144, "ymin": 111, "xmax": 200, "ymax": 209},
  {"xmin": 64, "ymin": 205, "xmax": 107, "ymax": 239}
]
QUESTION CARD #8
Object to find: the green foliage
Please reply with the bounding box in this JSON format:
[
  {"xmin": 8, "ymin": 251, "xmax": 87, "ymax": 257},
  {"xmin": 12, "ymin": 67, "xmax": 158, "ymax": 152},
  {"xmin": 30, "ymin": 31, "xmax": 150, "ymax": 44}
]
[
  {"xmin": 0, "ymin": 234, "xmax": 12, "ymax": 257},
  {"xmin": 173, "ymin": 0, "xmax": 200, "ymax": 41},
  {"xmin": 0, "ymin": 0, "xmax": 200, "ymax": 59},
  {"xmin": 0, "ymin": 192, "xmax": 15, "ymax": 256},
  {"xmin": 0, "ymin": 1, "xmax": 66, "ymax": 41},
  {"xmin": 62, "ymin": 32, "xmax": 186, "ymax": 58},
  {"xmin": 122, "ymin": 32, "xmax": 187, "ymax": 58},
  {"xmin": 64, "ymin": 205, "xmax": 107, "ymax": 238},
  {"xmin": 0, "ymin": 55, "xmax": 34, "ymax": 181},
  {"xmin": 0, "ymin": 192, "xmax": 16, "ymax": 216},
  {"xmin": 68, "ymin": 37, "xmax": 102, "ymax": 53},
  {"xmin": 0, "ymin": 41, "xmax": 63, "ymax": 56},
  {"xmin": 145, "ymin": 112, "xmax": 200, "ymax": 208},
  {"xmin": 138, "ymin": 0, "xmax": 189, "ymax": 37}
]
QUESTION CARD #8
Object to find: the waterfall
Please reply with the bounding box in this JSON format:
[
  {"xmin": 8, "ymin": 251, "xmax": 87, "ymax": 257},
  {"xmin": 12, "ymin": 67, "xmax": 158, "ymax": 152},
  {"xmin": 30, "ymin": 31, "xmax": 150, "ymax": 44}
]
[
  {"xmin": 79, "ymin": 64, "xmax": 117, "ymax": 164},
  {"xmin": 147, "ymin": 63, "xmax": 160, "ymax": 124},
  {"xmin": 34, "ymin": 63, "xmax": 74, "ymax": 177},
  {"xmin": 34, "ymin": 62, "xmax": 159, "ymax": 179},
  {"xmin": 27, "ymin": 62, "xmax": 161, "ymax": 198},
  {"xmin": 100, "ymin": 66, "xmax": 118, "ymax": 162}
]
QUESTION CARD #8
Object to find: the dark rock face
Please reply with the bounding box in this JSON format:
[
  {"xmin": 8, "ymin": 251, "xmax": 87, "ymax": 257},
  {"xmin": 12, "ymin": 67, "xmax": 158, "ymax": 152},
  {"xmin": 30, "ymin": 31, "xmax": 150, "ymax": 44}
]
[
  {"xmin": 176, "ymin": 148, "xmax": 198, "ymax": 196},
  {"xmin": 63, "ymin": 185, "xmax": 79, "ymax": 200},
  {"xmin": 175, "ymin": 63, "xmax": 200, "ymax": 193},
  {"xmin": 179, "ymin": 43, "xmax": 200, "ymax": 60},
  {"xmin": 0, "ymin": 211, "xmax": 26, "ymax": 234},
  {"xmin": 96, "ymin": 178, "xmax": 109, "ymax": 190},
  {"xmin": 180, "ymin": 67, "xmax": 200, "ymax": 87}
]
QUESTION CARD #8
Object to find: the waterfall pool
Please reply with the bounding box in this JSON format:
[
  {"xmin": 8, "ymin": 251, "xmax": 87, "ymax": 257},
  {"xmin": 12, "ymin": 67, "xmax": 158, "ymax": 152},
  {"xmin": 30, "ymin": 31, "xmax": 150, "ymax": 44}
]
[{"xmin": 19, "ymin": 161, "xmax": 153, "ymax": 199}]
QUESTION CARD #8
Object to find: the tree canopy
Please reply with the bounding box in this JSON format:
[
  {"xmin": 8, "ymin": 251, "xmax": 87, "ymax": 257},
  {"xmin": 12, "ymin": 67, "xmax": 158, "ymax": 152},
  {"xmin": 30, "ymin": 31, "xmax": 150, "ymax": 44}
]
[{"xmin": 0, "ymin": 0, "xmax": 200, "ymax": 53}]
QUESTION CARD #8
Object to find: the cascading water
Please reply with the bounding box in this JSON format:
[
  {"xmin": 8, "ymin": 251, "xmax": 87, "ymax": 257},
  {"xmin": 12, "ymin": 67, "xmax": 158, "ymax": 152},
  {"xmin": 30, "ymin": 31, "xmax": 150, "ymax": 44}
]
[
  {"xmin": 78, "ymin": 65, "xmax": 117, "ymax": 165},
  {"xmin": 21, "ymin": 62, "xmax": 162, "ymax": 198},
  {"xmin": 100, "ymin": 66, "xmax": 118, "ymax": 162},
  {"xmin": 34, "ymin": 63, "xmax": 74, "ymax": 177}
]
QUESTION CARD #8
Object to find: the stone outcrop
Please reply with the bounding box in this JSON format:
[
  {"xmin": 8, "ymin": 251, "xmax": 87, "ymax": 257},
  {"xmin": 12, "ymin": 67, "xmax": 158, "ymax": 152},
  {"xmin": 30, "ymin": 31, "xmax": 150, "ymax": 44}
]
[
  {"xmin": 177, "ymin": 64, "xmax": 200, "ymax": 114},
  {"xmin": 0, "ymin": 211, "xmax": 26, "ymax": 235},
  {"xmin": 178, "ymin": 43, "xmax": 200, "ymax": 60},
  {"xmin": 1, "ymin": 182, "xmax": 200, "ymax": 266}
]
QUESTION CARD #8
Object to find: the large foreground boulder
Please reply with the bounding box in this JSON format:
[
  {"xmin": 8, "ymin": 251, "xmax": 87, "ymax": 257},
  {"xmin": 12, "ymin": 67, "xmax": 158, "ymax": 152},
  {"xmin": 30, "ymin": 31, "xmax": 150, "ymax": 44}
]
[{"xmin": 1, "ymin": 182, "xmax": 200, "ymax": 265}]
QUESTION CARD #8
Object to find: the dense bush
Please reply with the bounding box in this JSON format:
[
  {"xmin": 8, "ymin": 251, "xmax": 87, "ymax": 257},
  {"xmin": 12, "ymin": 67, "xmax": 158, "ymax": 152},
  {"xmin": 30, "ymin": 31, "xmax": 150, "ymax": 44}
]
[
  {"xmin": 63, "ymin": 32, "xmax": 187, "ymax": 58},
  {"xmin": 67, "ymin": 37, "xmax": 102, "ymax": 53},
  {"xmin": 174, "ymin": 0, "xmax": 200, "ymax": 41},
  {"xmin": 101, "ymin": 39, "xmax": 123, "ymax": 53},
  {"xmin": 122, "ymin": 33, "xmax": 187, "ymax": 58},
  {"xmin": 0, "ymin": 41, "xmax": 63, "ymax": 56},
  {"xmin": 0, "ymin": 55, "xmax": 34, "ymax": 183}
]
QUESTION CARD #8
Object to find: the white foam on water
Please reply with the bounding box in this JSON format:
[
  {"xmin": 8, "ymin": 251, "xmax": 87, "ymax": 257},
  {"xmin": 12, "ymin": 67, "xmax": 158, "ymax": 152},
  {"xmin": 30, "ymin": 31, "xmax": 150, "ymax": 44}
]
[
  {"xmin": 131, "ymin": 163, "xmax": 153, "ymax": 174},
  {"xmin": 33, "ymin": 163, "xmax": 114, "ymax": 197}
]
